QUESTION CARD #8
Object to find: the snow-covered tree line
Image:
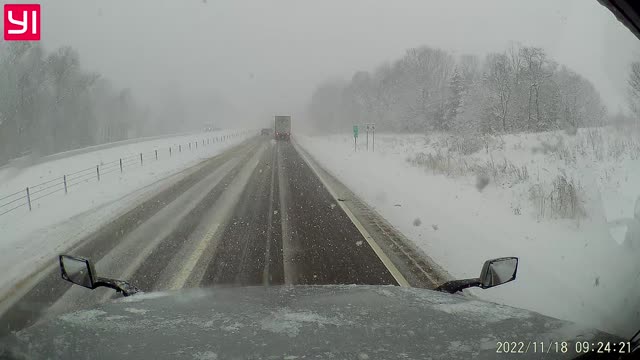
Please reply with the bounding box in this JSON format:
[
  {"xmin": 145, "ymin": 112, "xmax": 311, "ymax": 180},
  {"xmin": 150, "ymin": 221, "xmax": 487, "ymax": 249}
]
[
  {"xmin": 307, "ymin": 44, "xmax": 607, "ymax": 135},
  {"xmin": 0, "ymin": 42, "xmax": 150, "ymax": 164}
]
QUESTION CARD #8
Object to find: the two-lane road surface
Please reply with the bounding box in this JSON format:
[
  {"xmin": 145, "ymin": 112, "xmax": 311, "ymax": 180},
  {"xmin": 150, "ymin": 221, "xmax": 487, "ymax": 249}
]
[{"xmin": 0, "ymin": 136, "xmax": 404, "ymax": 335}]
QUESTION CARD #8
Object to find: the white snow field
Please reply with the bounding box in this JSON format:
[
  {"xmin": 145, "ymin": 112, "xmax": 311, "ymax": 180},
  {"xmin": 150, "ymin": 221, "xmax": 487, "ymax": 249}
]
[
  {"xmin": 0, "ymin": 129, "xmax": 253, "ymax": 297},
  {"xmin": 297, "ymin": 127, "xmax": 640, "ymax": 337}
]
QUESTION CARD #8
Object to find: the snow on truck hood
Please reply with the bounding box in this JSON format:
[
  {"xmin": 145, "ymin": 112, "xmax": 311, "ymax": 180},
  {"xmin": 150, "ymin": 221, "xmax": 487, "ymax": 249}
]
[{"xmin": 2, "ymin": 285, "xmax": 621, "ymax": 360}]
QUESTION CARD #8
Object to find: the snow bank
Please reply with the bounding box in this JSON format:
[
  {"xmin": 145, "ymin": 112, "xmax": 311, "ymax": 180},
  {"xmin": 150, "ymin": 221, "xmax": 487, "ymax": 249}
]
[{"xmin": 297, "ymin": 128, "xmax": 640, "ymax": 337}]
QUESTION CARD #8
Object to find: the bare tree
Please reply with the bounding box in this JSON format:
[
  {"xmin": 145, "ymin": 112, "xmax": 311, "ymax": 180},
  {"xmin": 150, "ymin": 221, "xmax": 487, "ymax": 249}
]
[
  {"xmin": 628, "ymin": 62, "xmax": 640, "ymax": 127},
  {"xmin": 0, "ymin": 44, "xmax": 147, "ymax": 164},
  {"xmin": 486, "ymin": 53, "xmax": 513, "ymax": 132}
]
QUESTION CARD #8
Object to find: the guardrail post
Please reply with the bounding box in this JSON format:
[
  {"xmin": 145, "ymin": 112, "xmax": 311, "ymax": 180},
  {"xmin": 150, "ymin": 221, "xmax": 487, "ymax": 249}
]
[
  {"xmin": 179, "ymin": 145, "xmax": 181, "ymax": 152},
  {"xmin": 140, "ymin": 153, "xmax": 143, "ymax": 166},
  {"xmin": 169, "ymin": 147, "xmax": 172, "ymax": 157},
  {"xmin": 97, "ymin": 165, "xmax": 100, "ymax": 181},
  {"xmin": 120, "ymin": 158, "xmax": 123, "ymax": 172},
  {"xmin": 26, "ymin": 187, "xmax": 31, "ymax": 211},
  {"xmin": 189, "ymin": 143, "xmax": 192, "ymax": 150},
  {"xmin": 196, "ymin": 141, "xmax": 198, "ymax": 149},
  {"xmin": 155, "ymin": 150, "xmax": 158, "ymax": 160},
  {"xmin": 63, "ymin": 175, "xmax": 68, "ymax": 194}
]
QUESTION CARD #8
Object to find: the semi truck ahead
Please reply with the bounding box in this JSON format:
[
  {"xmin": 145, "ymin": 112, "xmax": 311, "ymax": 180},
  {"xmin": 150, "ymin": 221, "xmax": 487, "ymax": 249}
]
[{"xmin": 274, "ymin": 115, "xmax": 291, "ymax": 141}]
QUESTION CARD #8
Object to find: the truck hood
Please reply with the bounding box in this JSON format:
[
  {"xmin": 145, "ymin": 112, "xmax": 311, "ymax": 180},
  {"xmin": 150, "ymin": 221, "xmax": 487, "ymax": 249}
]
[{"xmin": 1, "ymin": 285, "xmax": 621, "ymax": 359}]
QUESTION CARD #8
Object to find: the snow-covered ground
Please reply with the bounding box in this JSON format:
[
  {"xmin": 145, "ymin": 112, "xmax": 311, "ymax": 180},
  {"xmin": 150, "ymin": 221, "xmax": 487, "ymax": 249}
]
[
  {"xmin": 298, "ymin": 128, "xmax": 640, "ymax": 338},
  {"xmin": 0, "ymin": 129, "xmax": 254, "ymax": 297}
]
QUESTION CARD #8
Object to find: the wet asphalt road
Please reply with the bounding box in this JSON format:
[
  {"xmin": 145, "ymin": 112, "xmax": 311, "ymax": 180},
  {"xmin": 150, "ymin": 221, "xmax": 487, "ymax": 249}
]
[
  {"xmin": 0, "ymin": 136, "xmax": 396, "ymax": 335},
  {"xmin": 201, "ymin": 139, "xmax": 397, "ymax": 287}
]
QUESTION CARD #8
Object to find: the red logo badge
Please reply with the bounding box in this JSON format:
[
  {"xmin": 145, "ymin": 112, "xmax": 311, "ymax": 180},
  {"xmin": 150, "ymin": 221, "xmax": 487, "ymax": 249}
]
[{"xmin": 4, "ymin": 4, "xmax": 40, "ymax": 41}]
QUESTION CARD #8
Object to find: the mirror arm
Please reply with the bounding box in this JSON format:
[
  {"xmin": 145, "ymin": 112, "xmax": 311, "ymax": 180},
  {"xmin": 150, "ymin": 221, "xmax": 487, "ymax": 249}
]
[
  {"xmin": 93, "ymin": 277, "xmax": 140, "ymax": 297},
  {"xmin": 435, "ymin": 278, "xmax": 481, "ymax": 294},
  {"xmin": 93, "ymin": 278, "xmax": 124, "ymax": 293}
]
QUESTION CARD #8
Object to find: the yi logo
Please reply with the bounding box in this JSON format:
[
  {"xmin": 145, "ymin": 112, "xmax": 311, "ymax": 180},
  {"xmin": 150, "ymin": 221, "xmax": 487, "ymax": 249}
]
[{"xmin": 4, "ymin": 4, "xmax": 40, "ymax": 41}]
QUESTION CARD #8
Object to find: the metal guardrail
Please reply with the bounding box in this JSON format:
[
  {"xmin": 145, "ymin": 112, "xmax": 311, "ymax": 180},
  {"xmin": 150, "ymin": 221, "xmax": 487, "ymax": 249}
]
[{"xmin": 0, "ymin": 131, "xmax": 254, "ymax": 217}]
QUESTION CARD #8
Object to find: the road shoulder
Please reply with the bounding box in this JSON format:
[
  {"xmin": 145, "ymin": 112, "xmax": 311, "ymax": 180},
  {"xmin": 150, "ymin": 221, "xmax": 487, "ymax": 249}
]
[{"xmin": 293, "ymin": 139, "xmax": 451, "ymax": 289}]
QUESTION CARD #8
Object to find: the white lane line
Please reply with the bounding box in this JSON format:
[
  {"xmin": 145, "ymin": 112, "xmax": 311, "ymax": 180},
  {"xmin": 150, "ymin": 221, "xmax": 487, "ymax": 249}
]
[
  {"xmin": 262, "ymin": 144, "xmax": 277, "ymax": 285},
  {"xmin": 38, "ymin": 141, "xmax": 260, "ymax": 316},
  {"xmin": 91, "ymin": 157, "xmax": 242, "ymax": 303},
  {"xmin": 169, "ymin": 223, "xmax": 220, "ymax": 290},
  {"xmin": 277, "ymin": 144, "xmax": 295, "ymax": 285},
  {"xmin": 292, "ymin": 140, "xmax": 410, "ymax": 287},
  {"xmin": 167, "ymin": 140, "xmax": 268, "ymax": 288}
]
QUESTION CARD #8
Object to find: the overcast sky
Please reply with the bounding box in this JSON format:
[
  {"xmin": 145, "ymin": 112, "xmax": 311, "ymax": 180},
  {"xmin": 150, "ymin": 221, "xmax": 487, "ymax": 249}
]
[{"xmin": 26, "ymin": 0, "xmax": 640, "ymax": 125}]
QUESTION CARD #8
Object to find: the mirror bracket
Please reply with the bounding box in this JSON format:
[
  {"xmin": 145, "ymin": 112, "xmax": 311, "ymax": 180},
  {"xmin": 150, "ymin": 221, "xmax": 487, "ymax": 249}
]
[
  {"xmin": 434, "ymin": 278, "xmax": 481, "ymax": 294},
  {"xmin": 93, "ymin": 278, "xmax": 140, "ymax": 297}
]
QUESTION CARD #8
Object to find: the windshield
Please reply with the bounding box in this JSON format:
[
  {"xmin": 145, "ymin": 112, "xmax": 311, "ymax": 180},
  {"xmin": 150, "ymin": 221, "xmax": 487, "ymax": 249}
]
[{"xmin": 1, "ymin": 0, "xmax": 639, "ymax": 357}]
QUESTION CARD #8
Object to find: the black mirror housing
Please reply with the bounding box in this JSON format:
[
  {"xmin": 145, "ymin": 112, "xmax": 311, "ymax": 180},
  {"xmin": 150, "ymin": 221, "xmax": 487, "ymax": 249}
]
[
  {"xmin": 59, "ymin": 255, "xmax": 96, "ymax": 289},
  {"xmin": 479, "ymin": 257, "xmax": 518, "ymax": 289}
]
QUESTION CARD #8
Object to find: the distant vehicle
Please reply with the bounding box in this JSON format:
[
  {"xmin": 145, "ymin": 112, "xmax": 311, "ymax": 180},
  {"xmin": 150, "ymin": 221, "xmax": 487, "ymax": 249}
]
[
  {"xmin": 274, "ymin": 115, "xmax": 291, "ymax": 141},
  {"xmin": 203, "ymin": 123, "xmax": 216, "ymax": 132},
  {"xmin": 261, "ymin": 128, "xmax": 272, "ymax": 136}
]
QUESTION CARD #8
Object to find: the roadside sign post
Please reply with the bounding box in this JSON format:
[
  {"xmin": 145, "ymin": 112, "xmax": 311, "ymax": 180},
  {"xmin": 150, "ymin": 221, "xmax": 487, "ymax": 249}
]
[
  {"xmin": 353, "ymin": 125, "xmax": 359, "ymax": 152},
  {"xmin": 366, "ymin": 124, "xmax": 369, "ymax": 151},
  {"xmin": 371, "ymin": 123, "xmax": 376, "ymax": 152},
  {"xmin": 363, "ymin": 123, "xmax": 375, "ymax": 152}
]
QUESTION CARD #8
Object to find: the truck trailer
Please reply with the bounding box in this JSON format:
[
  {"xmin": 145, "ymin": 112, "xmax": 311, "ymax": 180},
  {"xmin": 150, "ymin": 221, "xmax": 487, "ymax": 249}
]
[{"xmin": 274, "ymin": 115, "xmax": 291, "ymax": 141}]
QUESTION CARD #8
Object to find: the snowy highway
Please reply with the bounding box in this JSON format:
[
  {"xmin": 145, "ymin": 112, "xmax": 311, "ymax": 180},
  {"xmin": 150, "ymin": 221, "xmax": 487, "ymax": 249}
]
[{"xmin": 0, "ymin": 136, "xmax": 445, "ymax": 335}]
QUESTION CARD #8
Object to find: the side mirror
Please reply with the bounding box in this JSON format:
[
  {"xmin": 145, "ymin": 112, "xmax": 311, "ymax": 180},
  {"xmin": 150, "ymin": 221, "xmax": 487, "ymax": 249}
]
[
  {"xmin": 59, "ymin": 255, "xmax": 96, "ymax": 289},
  {"xmin": 479, "ymin": 257, "xmax": 518, "ymax": 289}
]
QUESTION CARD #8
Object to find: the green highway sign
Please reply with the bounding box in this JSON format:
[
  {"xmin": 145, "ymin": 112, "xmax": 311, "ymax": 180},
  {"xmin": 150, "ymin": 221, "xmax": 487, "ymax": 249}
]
[{"xmin": 353, "ymin": 125, "xmax": 359, "ymax": 138}]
